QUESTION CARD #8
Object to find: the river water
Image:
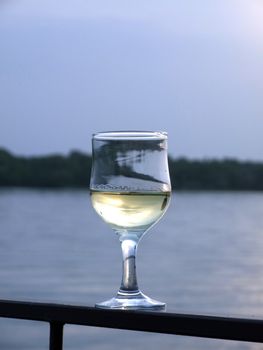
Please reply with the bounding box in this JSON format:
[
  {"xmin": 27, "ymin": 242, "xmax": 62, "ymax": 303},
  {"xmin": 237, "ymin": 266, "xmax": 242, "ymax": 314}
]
[{"xmin": 1, "ymin": 189, "xmax": 263, "ymax": 349}]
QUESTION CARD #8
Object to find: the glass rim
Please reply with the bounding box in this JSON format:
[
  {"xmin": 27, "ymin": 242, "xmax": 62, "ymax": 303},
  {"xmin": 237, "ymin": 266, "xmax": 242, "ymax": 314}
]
[{"xmin": 92, "ymin": 131, "xmax": 168, "ymax": 140}]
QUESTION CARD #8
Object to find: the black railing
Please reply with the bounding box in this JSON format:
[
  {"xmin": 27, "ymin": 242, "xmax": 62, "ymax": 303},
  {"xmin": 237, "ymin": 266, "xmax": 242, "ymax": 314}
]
[{"xmin": 1, "ymin": 299, "xmax": 263, "ymax": 350}]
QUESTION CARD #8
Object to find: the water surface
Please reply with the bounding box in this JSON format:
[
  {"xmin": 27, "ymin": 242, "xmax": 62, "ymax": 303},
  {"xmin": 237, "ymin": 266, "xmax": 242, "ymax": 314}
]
[{"xmin": 1, "ymin": 189, "xmax": 263, "ymax": 349}]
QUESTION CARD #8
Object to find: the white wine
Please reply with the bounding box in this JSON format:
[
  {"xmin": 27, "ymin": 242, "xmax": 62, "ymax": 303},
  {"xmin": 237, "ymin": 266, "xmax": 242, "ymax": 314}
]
[{"xmin": 91, "ymin": 191, "xmax": 171, "ymax": 232}]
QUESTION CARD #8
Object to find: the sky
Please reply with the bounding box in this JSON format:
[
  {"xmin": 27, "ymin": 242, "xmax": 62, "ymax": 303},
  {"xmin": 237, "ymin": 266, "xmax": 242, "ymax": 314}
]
[{"xmin": 0, "ymin": 0, "xmax": 263, "ymax": 159}]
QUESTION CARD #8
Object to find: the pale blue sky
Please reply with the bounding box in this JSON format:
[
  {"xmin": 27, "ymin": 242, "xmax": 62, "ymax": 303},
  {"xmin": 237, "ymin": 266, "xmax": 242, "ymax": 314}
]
[{"xmin": 0, "ymin": 0, "xmax": 263, "ymax": 159}]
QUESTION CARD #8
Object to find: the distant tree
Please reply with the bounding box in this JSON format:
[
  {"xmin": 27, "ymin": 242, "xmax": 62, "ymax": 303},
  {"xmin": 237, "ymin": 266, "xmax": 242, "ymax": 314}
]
[{"xmin": 1, "ymin": 148, "xmax": 263, "ymax": 190}]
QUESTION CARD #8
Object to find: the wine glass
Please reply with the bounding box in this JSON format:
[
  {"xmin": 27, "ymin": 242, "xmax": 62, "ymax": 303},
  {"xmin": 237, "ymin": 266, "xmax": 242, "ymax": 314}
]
[{"xmin": 90, "ymin": 131, "xmax": 171, "ymax": 310}]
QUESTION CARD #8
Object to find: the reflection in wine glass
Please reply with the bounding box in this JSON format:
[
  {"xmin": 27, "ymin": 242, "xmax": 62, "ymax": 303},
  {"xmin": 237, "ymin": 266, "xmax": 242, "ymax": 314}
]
[{"xmin": 90, "ymin": 131, "xmax": 171, "ymax": 310}]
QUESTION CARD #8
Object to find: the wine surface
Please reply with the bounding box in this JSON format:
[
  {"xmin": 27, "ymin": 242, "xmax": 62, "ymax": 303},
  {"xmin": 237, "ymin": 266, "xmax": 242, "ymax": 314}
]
[{"xmin": 91, "ymin": 191, "xmax": 171, "ymax": 232}]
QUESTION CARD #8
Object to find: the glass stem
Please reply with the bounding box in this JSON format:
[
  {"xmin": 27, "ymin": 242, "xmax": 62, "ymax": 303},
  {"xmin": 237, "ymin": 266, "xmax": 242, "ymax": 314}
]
[{"xmin": 119, "ymin": 239, "xmax": 139, "ymax": 295}]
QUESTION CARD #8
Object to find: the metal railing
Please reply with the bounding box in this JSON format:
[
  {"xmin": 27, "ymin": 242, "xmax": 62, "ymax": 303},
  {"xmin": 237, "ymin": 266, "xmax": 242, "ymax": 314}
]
[{"xmin": 0, "ymin": 299, "xmax": 263, "ymax": 350}]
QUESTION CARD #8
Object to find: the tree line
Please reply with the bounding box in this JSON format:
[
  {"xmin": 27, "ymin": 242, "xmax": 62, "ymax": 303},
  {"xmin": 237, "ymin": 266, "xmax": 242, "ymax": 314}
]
[{"xmin": 1, "ymin": 147, "xmax": 263, "ymax": 190}]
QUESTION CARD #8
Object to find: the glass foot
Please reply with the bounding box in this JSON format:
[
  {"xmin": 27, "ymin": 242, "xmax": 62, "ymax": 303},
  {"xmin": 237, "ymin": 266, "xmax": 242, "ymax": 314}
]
[{"xmin": 95, "ymin": 291, "xmax": 166, "ymax": 310}]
